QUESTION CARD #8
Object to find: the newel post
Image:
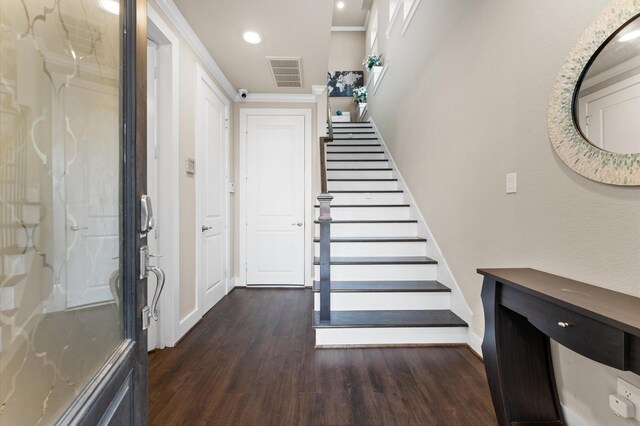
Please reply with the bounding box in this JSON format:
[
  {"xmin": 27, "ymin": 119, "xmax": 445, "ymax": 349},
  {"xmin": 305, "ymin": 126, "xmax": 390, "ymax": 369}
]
[{"xmin": 317, "ymin": 193, "xmax": 333, "ymax": 322}]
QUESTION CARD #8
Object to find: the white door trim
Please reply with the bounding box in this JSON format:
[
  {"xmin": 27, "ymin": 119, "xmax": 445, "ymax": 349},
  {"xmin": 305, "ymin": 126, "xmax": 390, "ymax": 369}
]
[
  {"xmin": 194, "ymin": 63, "xmax": 231, "ymax": 324},
  {"xmin": 148, "ymin": 6, "xmax": 180, "ymax": 347},
  {"xmin": 238, "ymin": 108, "xmax": 313, "ymax": 288}
]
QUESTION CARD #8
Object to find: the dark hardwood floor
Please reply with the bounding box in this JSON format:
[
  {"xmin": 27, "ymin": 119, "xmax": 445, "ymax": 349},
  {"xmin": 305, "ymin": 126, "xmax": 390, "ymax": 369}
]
[{"xmin": 148, "ymin": 289, "xmax": 497, "ymax": 425}]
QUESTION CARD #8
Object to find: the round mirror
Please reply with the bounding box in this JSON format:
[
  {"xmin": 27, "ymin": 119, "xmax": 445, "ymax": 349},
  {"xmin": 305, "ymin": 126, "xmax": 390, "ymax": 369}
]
[
  {"xmin": 548, "ymin": 1, "xmax": 640, "ymax": 186},
  {"xmin": 574, "ymin": 14, "xmax": 640, "ymax": 154}
]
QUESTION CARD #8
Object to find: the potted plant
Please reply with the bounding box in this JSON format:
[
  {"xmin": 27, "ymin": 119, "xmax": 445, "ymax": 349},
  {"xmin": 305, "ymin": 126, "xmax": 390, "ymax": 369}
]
[
  {"xmin": 363, "ymin": 53, "xmax": 383, "ymax": 71},
  {"xmin": 353, "ymin": 86, "xmax": 367, "ymax": 104}
]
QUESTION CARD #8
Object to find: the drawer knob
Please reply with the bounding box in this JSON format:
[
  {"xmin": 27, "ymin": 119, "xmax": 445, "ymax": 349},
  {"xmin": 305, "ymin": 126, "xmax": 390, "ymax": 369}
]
[{"xmin": 557, "ymin": 322, "xmax": 572, "ymax": 328}]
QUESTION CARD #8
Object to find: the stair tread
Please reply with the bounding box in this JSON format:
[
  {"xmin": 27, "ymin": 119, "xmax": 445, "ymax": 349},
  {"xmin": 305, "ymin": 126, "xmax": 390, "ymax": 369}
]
[
  {"xmin": 313, "ymin": 310, "xmax": 467, "ymax": 328},
  {"xmin": 312, "ymin": 280, "xmax": 449, "ymax": 292},
  {"xmin": 314, "ymin": 219, "xmax": 416, "ymax": 223},
  {"xmin": 332, "ymin": 137, "xmax": 378, "ymax": 140},
  {"xmin": 314, "ymin": 256, "xmax": 437, "ymax": 265},
  {"xmin": 327, "ymin": 168, "xmax": 392, "ymax": 171},
  {"xmin": 313, "ymin": 236, "xmax": 425, "ymax": 242},
  {"xmin": 313, "ymin": 204, "xmax": 410, "ymax": 208},
  {"xmin": 327, "ymin": 151, "xmax": 383, "ymax": 154},
  {"xmin": 326, "ymin": 144, "xmax": 381, "ymax": 147},
  {"xmin": 329, "ymin": 190, "xmax": 403, "ymax": 193},
  {"xmin": 328, "ymin": 178, "xmax": 397, "ymax": 181}
]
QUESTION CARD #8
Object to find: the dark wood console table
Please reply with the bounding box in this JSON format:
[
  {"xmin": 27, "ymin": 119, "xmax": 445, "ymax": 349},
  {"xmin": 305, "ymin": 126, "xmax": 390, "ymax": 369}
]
[{"xmin": 478, "ymin": 268, "xmax": 640, "ymax": 426}]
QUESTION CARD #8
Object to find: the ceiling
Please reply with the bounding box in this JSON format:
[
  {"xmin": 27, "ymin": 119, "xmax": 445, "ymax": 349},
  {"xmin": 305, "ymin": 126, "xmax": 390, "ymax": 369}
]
[
  {"xmin": 173, "ymin": 0, "xmax": 333, "ymax": 94},
  {"xmin": 332, "ymin": 0, "xmax": 369, "ymax": 27}
]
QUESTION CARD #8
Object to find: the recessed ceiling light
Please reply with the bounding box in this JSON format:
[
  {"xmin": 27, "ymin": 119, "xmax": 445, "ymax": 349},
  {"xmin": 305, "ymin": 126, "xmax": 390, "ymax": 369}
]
[
  {"xmin": 98, "ymin": 0, "xmax": 119, "ymax": 15},
  {"xmin": 243, "ymin": 31, "xmax": 262, "ymax": 44},
  {"xmin": 619, "ymin": 29, "xmax": 640, "ymax": 42},
  {"xmin": 336, "ymin": 1, "xmax": 345, "ymax": 9}
]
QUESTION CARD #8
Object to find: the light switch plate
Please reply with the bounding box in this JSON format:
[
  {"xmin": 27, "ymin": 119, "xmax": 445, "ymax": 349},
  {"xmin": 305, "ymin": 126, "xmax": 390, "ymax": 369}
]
[
  {"xmin": 186, "ymin": 158, "xmax": 196, "ymax": 175},
  {"xmin": 506, "ymin": 172, "xmax": 517, "ymax": 194},
  {"xmin": 228, "ymin": 182, "xmax": 235, "ymax": 193}
]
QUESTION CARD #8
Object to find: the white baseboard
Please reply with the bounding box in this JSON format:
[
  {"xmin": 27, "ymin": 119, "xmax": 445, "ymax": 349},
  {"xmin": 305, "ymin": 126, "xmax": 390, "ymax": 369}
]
[
  {"xmin": 176, "ymin": 307, "xmax": 201, "ymax": 342},
  {"xmin": 467, "ymin": 330, "xmax": 483, "ymax": 358},
  {"xmin": 561, "ymin": 403, "xmax": 589, "ymax": 426},
  {"xmin": 315, "ymin": 327, "xmax": 468, "ymax": 347}
]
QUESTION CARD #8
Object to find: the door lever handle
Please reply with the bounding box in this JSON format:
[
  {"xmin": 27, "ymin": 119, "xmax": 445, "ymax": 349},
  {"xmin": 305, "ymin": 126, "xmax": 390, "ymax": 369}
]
[
  {"xmin": 202, "ymin": 225, "xmax": 212, "ymax": 232},
  {"xmin": 70, "ymin": 225, "xmax": 89, "ymax": 231},
  {"xmin": 292, "ymin": 222, "xmax": 303, "ymax": 227}
]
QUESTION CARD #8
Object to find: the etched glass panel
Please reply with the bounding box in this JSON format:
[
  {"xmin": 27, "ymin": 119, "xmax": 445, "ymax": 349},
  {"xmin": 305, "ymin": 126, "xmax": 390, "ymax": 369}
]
[{"xmin": 0, "ymin": 0, "xmax": 124, "ymax": 424}]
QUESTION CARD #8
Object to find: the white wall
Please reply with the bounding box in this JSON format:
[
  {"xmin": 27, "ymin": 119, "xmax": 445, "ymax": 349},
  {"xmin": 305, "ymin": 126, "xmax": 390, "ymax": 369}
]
[
  {"xmin": 366, "ymin": 0, "xmax": 640, "ymax": 424},
  {"xmin": 148, "ymin": 0, "xmax": 234, "ymax": 330},
  {"xmin": 329, "ymin": 31, "xmax": 366, "ymax": 117}
]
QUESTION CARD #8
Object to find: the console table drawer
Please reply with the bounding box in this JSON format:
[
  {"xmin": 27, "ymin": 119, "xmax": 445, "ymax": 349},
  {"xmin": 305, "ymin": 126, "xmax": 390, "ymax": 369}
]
[{"xmin": 500, "ymin": 285, "xmax": 627, "ymax": 370}]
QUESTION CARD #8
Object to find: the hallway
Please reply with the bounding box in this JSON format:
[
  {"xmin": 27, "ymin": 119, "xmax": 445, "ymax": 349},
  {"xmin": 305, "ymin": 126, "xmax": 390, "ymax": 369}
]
[{"xmin": 148, "ymin": 289, "xmax": 497, "ymax": 425}]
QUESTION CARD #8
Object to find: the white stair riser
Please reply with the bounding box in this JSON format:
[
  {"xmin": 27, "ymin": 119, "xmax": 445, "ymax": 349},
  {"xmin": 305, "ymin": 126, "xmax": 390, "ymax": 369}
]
[
  {"xmin": 327, "ymin": 161, "xmax": 389, "ymax": 169},
  {"xmin": 315, "ymin": 222, "xmax": 417, "ymax": 237},
  {"xmin": 328, "ymin": 180, "xmax": 398, "ymax": 191},
  {"xmin": 327, "ymin": 169, "xmax": 393, "ymax": 179},
  {"xmin": 332, "ymin": 128, "xmax": 375, "ymax": 133},
  {"xmin": 315, "ymin": 327, "xmax": 468, "ymax": 346},
  {"xmin": 314, "ymin": 206, "xmax": 410, "ymax": 220},
  {"xmin": 328, "ymin": 139, "xmax": 381, "ymax": 146},
  {"xmin": 331, "ymin": 123, "xmax": 371, "ymax": 127},
  {"xmin": 327, "ymin": 153, "xmax": 386, "ymax": 160},
  {"xmin": 313, "ymin": 292, "xmax": 450, "ymax": 310},
  {"xmin": 314, "ymin": 241, "xmax": 427, "ymax": 257},
  {"xmin": 314, "ymin": 264, "xmax": 437, "ymax": 281},
  {"xmin": 329, "ymin": 192, "xmax": 405, "ymax": 204},
  {"xmin": 333, "ymin": 133, "xmax": 378, "ymax": 138},
  {"xmin": 327, "ymin": 145, "xmax": 382, "ymax": 152}
]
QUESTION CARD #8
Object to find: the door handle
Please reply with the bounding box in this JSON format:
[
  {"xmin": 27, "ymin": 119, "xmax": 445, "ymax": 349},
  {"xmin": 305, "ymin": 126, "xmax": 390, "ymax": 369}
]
[
  {"xmin": 70, "ymin": 225, "xmax": 89, "ymax": 231},
  {"xmin": 140, "ymin": 245, "xmax": 167, "ymax": 330},
  {"xmin": 147, "ymin": 265, "xmax": 166, "ymax": 321},
  {"xmin": 202, "ymin": 225, "xmax": 212, "ymax": 232},
  {"xmin": 292, "ymin": 222, "xmax": 303, "ymax": 227}
]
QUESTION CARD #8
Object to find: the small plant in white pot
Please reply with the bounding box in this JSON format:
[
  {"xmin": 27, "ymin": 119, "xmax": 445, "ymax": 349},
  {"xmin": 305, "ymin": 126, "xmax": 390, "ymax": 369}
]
[
  {"xmin": 353, "ymin": 86, "xmax": 367, "ymax": 104},
  {"xmin": 363, "ymin": 54, "xmax": 383, "ymax": 71}
]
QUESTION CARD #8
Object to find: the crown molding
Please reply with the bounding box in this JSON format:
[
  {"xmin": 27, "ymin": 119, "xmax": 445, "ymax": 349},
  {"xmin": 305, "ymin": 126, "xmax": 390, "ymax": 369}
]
[
  {"xmin": 234, "ymin": 93, "xmax": 318, "ymax": 103},
  {"xmin": 154, "ymin": 0, "xmax": 236, "ymax": 100}
]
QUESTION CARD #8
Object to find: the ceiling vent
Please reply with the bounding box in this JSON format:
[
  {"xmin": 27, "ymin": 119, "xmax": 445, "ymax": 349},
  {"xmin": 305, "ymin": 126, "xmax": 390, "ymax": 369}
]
[{"xmin": 267, "ymin": 56, "xmax": 303, "ymax": 88}]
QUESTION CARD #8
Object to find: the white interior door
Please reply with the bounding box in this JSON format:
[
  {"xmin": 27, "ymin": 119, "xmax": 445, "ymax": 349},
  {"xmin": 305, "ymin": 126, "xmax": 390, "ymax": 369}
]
[
  {"xmin": 197, "ymin": 73, "xmax": 227, "ymax": 313},
  {"xmin": 581, "ymin": 78, "xmax": 640, "ymax": 153},
  {"xmin": 65, "ymin": 82, "xmax": 119, "ymax": 308},
  {"xmin": 146, "ymin": 40, "xmax": 160, "ymax": 351},
  {"xmin": 246, "ymin": 115, "xmax": 305, "ymax": 285}
]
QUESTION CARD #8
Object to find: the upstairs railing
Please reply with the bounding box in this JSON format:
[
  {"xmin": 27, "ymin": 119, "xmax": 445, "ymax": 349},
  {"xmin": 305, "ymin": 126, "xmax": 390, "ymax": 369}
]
[{"xmin": 317, "ymin": 90, "xmax": 333, "ymax": 322}]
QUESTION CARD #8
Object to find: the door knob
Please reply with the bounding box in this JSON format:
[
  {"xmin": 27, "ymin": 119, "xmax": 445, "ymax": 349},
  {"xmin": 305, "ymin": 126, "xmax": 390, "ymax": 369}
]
[
  {"xmin": 202, "ymin": 225, "xmax": 212, "ymax": 232},
  {"xmin": 292, "ymin": 222, "xmax": 303, "ymax": 227}
]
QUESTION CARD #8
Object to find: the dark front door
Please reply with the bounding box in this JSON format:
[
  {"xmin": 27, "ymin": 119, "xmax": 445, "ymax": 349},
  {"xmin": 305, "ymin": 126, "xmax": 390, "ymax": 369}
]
[{"xmin": 0, "ymin": 0, "xmax": 149, "ymax": 424}]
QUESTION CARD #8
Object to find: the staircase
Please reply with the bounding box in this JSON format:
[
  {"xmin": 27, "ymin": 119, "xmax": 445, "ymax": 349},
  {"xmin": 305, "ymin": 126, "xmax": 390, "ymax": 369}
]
[{"xmin": 312, "ymin": 121, "xmax": 468, "ymax": 347}]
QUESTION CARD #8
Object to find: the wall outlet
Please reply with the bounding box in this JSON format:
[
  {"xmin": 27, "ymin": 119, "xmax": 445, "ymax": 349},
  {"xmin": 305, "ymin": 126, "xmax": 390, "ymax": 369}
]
[{"xmin": 618, "ymin": 377, "xmax": 640, "ymax": 421}]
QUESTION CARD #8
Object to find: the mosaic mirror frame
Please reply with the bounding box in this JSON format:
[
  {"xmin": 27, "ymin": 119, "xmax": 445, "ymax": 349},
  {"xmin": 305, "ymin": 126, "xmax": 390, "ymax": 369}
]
[{"xmin": 548, "ymin": 0, "xmax": 640, "ymax": 186}]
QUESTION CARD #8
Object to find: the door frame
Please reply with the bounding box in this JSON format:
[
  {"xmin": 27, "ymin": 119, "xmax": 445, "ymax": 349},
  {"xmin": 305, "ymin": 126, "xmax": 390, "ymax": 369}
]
[
  {"xmin": 238, "ymin": 108, "xmax": 313, "ymax": 288},
  {"xmin": 147, "ymin": 5, "xmax": 181, "ymax": 347},
  {"xmin": 192, "ymin": 64, "xmax": 231, "ymax": 333}
]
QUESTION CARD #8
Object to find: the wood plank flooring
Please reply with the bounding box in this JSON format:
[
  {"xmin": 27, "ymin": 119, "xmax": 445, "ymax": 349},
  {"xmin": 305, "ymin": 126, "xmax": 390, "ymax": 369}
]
[{"xmin": 148, "ymin": 289, "xmax": 497, "ymax": 425}]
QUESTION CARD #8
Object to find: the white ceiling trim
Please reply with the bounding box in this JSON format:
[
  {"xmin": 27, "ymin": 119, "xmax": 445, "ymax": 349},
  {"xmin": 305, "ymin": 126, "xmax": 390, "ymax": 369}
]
[
  {"xmin": 154, "ymin": 0, "xmax": 237, "ymax": 99},
  {"xmin": 234, "ymin": 93, "xmax": 318, "ymax": 103},
  {"xmin": 331, "ymin": 26, "xmax": 366, "ymax": 32}
]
